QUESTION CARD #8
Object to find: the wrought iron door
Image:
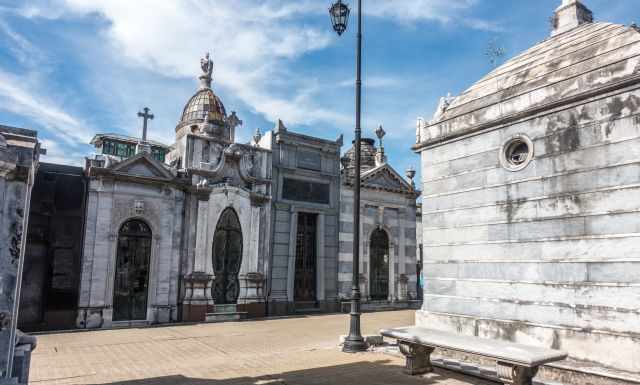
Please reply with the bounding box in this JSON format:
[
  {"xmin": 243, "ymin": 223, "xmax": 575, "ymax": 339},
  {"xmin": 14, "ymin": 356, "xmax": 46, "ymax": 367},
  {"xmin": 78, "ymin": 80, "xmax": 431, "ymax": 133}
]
[
  {"xmin": 369, "ymin": 229, "xmax": 389, "ymax": 300},
  {"xmin": 294, "ymin": 213, "xmax": 317, "ymax": 302},
  {"xmin": 212, "ymin": 209, "xmax": 243, "ymax": 304},
  {"xmin": 113, "ymin": 220, "xmax": 151, "ymax": 321}
]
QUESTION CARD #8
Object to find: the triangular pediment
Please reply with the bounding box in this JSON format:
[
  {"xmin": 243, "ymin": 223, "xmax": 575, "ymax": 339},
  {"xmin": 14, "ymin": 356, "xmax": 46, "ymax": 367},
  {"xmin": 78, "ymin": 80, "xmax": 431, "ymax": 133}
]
[
  {"xmin": 361, "ymin": 164, "xmax": 413, "ymax": 193},
  {"xmin": 110, "ymin": 153, "xmax": 174, "ymax": 180}
]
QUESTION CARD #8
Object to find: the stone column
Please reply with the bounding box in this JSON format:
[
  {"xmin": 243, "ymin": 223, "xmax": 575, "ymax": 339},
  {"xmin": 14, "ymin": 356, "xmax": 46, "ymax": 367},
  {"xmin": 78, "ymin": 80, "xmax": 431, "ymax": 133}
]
[
  {"xmin": 286, "ymin": 210, "xmax": 298, "ymax": 303},
  {"xmin": 0, "ymin": 131, "xmax": 38, "ymax": 383},
  {"xmin": 182, "ymin": 194, "xmax": 214, "ymax": 322},
  {"xmin": 388, "ymin": 241, "xmax": 396, "ymax": 302},
  {"xmin": 398, "ymin": 208, "xmax": 407, "ymax": 302},
  {"xmin": 194, "ymin": 197, "xmax": 209, "ymax": 273},
  {"xmin": 316, "ymin": 213, "xmax": 326, "ymax": 302}
]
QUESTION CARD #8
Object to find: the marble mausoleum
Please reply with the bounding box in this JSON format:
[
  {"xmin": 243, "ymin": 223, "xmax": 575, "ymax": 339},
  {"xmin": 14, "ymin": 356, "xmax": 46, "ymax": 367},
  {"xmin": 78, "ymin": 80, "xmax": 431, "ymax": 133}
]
[
  {"xmin": 415, "ymin": 0, "xmax": 640, "ymax": 378},
  {"xmin": 14, "ymin": 54, "xmax": 421, "ymax": 331}
]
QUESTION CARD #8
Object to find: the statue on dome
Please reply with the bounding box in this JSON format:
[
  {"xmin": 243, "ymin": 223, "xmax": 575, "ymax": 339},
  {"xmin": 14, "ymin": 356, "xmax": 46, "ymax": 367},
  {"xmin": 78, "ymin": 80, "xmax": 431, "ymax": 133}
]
[{"xmin": 201, "ymin": 52, "xmax": 214, "ymax": 79}]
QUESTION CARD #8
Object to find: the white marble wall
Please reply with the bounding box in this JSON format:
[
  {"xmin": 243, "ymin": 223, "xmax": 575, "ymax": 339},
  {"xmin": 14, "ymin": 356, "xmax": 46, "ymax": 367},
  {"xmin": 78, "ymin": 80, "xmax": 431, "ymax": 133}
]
[
  {"xmin": 417, "ymin": 88, "xmax": 640, "ymax": 373},
  {"xmin": 77, "ymin": 179, "xmax": 184, "ymax": 328}
]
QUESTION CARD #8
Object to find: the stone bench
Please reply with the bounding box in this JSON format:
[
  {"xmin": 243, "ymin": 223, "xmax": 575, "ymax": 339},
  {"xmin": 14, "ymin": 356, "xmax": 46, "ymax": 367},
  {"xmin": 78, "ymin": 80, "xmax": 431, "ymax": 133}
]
[{"xmin": 380, "ymin": 326, "xmax": 567, "ymax": 385}]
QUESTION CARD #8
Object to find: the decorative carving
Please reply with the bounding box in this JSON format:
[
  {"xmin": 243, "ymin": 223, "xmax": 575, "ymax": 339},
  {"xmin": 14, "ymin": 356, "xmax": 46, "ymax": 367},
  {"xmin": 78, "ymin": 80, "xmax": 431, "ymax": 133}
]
[
  {"xmin": 496, "ymin": 362, "xmax": 539, "ymax": 385},
  {"xmin": 431, "ymin": 92, "xmax": 454, "ymax": 123},
  {"xmin": 365, "ymin": 170, "xmax": 405, "ymax": 191},
  {"xmin": 405, "ymin": 166, "xmax": 416, "ymax": 189},
  {"xmin": 398, "ymin": 341, "xmax": 434, "ymax": 375},
  {"xmin": 9, "ymin": 207, "xmax": 24, "ymax": 266},
  {"xmin": 133, "ymin": 200, "xmax": 144, "ymax": 215},
  {"xmin": 0, "ymin": 311, "xmax": 10, "ymax": 331}
]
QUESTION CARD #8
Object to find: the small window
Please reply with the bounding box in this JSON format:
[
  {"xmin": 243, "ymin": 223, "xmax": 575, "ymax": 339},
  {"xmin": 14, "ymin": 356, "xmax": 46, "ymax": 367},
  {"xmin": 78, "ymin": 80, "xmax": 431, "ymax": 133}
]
[
  {"xmin": 507, "ymin": 141, "xmax": 529, "ymax": 166},
  {"xmin": 500, "ymin": 135, "xmax": 534, "ymax": 171},
  {"xmin": 282, "ymin": 178, "xmax": 330, "ymax": 204}
]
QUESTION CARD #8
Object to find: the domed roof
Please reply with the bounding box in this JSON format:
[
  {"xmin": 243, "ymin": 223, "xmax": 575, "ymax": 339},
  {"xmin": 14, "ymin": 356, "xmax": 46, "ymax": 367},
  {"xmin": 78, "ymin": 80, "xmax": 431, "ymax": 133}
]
[
  {"xmin": 419, "ymin": 5, "xmax": 640, "ymax": 148},
  {"xmin": 343, "ymin": 138, "xmax": 377, "ymax": 172},
  {"xmin": 176, "ymin": 88, "xmax": 226, "ymax": 131}
]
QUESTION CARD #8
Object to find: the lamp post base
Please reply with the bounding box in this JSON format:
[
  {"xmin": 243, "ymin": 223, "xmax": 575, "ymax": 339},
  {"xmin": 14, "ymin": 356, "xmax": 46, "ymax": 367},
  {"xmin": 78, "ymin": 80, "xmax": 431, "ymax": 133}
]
[
  {"xmin": 342, "ymin": 297, "xmax": 369, "ymax": 353},
  {"xmin": 342, "ymin": 336, "xmax": 368, "ymax": 353}
]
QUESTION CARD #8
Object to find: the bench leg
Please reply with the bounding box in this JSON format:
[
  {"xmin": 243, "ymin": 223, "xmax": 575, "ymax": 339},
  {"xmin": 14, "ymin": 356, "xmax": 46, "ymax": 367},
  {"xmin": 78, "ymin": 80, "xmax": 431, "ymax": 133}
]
[
  {"xmin": 496, "ymin": 362, "xmax": 539, "ymax": 385},
  {"xmin": 398, "ymin": 342, "xmax": 434, "ymax": 375}
]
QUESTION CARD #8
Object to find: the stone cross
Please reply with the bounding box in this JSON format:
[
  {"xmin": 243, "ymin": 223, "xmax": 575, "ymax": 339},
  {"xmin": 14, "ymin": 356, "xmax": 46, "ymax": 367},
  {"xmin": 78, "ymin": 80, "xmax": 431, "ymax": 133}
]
[{"xmin": 137, "ymin": 107, "xmax": 154, "ymax": 143}]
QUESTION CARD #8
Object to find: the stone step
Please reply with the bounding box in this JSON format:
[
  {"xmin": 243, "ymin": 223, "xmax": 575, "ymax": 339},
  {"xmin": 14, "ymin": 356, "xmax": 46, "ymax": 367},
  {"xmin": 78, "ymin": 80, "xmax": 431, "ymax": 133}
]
[
  {"xmin": 293, "ymin": 301, "xmax": 322, "ymax": 314},
  {"xmin": 204, "ymin": 312, "xmax": 248, "ymax": 323},
  {"xmin": 213, "ymin": 304, "xmax": 238, "ymax": 313}
]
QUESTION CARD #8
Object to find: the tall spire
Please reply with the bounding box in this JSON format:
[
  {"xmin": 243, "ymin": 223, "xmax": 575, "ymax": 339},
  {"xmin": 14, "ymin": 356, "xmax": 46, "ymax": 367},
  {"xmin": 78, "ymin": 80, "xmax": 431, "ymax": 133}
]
[{"xmin": 551, "ymin": 0, "xmax": 593, "ymax": 37}]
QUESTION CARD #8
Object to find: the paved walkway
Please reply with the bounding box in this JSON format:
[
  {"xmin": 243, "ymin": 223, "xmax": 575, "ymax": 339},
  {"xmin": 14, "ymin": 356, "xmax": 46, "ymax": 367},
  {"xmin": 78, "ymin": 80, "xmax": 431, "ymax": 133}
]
[{"xmin": 30, "ymin": 311, "xmax": 492, "ymax": 385}]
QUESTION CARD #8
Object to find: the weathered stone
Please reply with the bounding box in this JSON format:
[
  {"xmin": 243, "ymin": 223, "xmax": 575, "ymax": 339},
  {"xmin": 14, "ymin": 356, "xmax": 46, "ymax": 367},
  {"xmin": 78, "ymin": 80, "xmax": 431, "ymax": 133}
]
[{"xmin": 415, "ymin": 0, "xmax": 640, "ymax": 377}]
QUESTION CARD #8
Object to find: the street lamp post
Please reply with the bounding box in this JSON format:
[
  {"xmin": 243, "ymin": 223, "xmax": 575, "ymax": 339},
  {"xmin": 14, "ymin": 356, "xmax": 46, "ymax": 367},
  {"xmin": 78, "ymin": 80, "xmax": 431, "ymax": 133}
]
[{"xmin": 330, "ymin": 0, "xmax": 368, "ymax": 353}]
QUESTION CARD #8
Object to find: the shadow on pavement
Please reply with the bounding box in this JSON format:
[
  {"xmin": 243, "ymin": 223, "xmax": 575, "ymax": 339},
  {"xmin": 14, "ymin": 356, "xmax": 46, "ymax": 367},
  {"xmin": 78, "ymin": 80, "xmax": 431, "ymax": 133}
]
[{"xmin": 87, "ymin": 359, "xmax": 491, "ymax": 385}]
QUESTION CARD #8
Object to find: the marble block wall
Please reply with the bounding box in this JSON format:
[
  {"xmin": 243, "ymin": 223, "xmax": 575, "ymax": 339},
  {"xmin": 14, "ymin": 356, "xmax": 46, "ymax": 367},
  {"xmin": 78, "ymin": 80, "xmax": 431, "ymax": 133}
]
[{"xmin": 417, "ymin": 88, "xmax": 640, "ymax": 373}]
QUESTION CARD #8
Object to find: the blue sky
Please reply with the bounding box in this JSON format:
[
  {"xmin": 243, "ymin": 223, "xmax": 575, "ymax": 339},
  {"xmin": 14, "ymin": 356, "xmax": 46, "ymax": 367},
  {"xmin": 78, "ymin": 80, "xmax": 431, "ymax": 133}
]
[{"xmin": 0, "ymin": 0, "xmax": 638, "ymax": 182}]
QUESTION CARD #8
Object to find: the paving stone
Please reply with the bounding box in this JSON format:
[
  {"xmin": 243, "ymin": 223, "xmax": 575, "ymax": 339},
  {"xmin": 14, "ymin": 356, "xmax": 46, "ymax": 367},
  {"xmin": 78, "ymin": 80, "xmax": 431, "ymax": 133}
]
[{"xmin": 29, "ymin": 311, "xmax": 493, "ymax": 385}]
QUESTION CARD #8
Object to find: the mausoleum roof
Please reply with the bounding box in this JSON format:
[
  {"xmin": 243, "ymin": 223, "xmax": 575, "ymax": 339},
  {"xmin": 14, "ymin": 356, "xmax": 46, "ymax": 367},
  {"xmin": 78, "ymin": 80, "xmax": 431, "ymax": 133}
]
[
  {"xmin": 176, "ymin": 88, "xmax": 227, "ymax": 131},
  {"xmin": 417, "ymin": 4, "xmax": 640, "ymax": 149},
  {"xmin": 344, "ymin": 138, "xmax": 377, "ymax": 172}
]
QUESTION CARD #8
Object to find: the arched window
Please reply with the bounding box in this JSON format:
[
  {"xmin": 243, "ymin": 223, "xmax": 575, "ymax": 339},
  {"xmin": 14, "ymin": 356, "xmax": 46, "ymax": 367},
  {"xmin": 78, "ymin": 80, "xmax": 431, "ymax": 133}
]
[
  {"xmin": 212, "ymin": 208, "xmax": 243, "ymax": 304},
  {"xmin": 369, "ymin": 229, "xmax": 390, "ymax": 301},
  {"xmin": 113, "ymin": 219, "xmax": 152, "ymax": 321}
]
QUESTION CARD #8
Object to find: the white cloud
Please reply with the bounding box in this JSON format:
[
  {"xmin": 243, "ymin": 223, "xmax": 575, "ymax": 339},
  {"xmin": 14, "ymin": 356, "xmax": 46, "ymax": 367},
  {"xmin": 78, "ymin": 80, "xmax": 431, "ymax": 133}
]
[
  {"xmin": 364, "ymin": 0, "xmax": 501, "ymax": 31},
  {"xmin": 11, "ymin": 0, "xmax": 496, "ymax": 130},
  {"xmin": 34, "ymin": 0, "xmax": 346, "ymax": 128},
  {"xmin": 0, "ymin": 69, "xmax": 93, "ymax": 145},
  {"xmin": 39, "ymin": 138, "xmax": 87, "ymax": 166},
  {"xmin": 0, "ymin": 20, "xmax": 38, "ymax": 64}
]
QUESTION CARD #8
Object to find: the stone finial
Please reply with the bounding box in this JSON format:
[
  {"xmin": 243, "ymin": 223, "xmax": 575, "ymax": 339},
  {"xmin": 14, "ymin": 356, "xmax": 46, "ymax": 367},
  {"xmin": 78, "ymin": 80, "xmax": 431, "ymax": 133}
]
[
  {"xmin": 374, "ymin": 125, "xmax": 387, "ymax": 166},
  {"xmin": 375, "ymin": 124, "xmax": 386, "ymax": 142},
  {"xmin": 551, "ymin": 0, "xmax": 593, "ymax": 36},
  {"xmin": 274, "ymin": 119, "xmax": 287, "ymax": 133},
  {"xmin": 406, "ymin": 166, "xmax": 416, "ymax": 189},
  {"xmin": 431, "ymin": 93, "xmax": 454, "ymax": 123},
  {"xmin": 416, "ymin": 117, "xmax": 424, "ymax": 143},
  {"xmin": 340, "ymin": 155, "xmax": 350, "ymax": 170},
  {"xmin": 253, "ymin": 128, "xmax": 262, "ymax": 146}
]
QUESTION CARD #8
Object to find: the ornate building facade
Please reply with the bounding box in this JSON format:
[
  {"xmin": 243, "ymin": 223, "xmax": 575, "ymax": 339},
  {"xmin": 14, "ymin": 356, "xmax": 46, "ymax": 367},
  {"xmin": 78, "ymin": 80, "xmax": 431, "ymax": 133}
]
[
  {"xmin": 16, "ymin": 54, "xmax": 421, "ymax": 330},
  {"xmin": 339, "ymin": 128, "xmax": 421, "ymax": 311}
]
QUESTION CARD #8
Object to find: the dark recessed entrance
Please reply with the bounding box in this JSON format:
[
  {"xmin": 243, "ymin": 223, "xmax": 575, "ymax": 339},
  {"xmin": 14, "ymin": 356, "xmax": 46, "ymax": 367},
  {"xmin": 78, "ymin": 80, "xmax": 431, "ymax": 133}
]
[
  {"xmin": 294, "ymin": 213, "xmax": 318, "ymax": 302},
  {"xmin": 370, "ymin": 229, "xmax": 390, "ymax": 301},
  {"xmin": 212, "ymin": 208, "xmax": 243, "ymax": 304},
  {"xmin": 113, "ymin": 219, "xmax": 152, "ymax": 322},
  {"xmin": 19, "ymin": 163, "xmax": 86, "ymax": 332}
]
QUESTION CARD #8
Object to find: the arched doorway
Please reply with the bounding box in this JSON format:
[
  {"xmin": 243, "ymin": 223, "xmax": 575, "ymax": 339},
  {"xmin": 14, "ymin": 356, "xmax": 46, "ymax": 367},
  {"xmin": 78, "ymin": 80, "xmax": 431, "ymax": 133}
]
[
  {"xmin": 369, "ymin": 229, "xmax": 390, "ymax": 301},
  {"xmin": 212, "ymin": 208, "xmax": 243, "ymax": 304},
  {"xmin": 294, "ymin": 213, "xmax": 318, "ymax": 302},
  {"xmin": 113, "ymin": 219, "xmax": 152, "ymax": 322}
]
